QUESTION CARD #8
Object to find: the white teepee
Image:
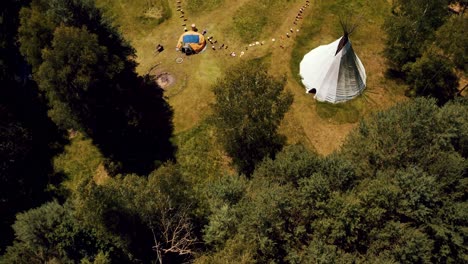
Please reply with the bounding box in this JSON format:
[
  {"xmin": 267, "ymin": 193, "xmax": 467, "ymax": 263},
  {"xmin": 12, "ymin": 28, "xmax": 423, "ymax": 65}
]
[{"xmin": 300, "ymin": 25, "xmax": 366, "ymax": 103}]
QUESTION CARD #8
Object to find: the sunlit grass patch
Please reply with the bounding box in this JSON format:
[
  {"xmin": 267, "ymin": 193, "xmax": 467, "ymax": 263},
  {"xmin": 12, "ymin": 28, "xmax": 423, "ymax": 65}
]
[
  {"xmin": 96, "ymin": 0, "xmax": 171, "ymax": 35},
  {"xmin": 53, "ymin": 133, "xmax": 103, "ymax": 192},
  {"xmin": 186, "ymin": 0, "xmax": 225, "ymax": 13},
  {"xmin": 175, "ymin": 121, "xmax": 229, "ymax": 184},
  {"xmin": 233, "ymin": 0, "xmax": 292, "ymax": 42}
]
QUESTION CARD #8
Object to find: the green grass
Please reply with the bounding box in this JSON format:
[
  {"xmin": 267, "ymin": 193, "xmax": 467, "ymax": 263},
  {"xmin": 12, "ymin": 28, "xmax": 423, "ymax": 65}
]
[
  {"xmin": 289, "ymin": 0, "xmax": 404, "ymax": 125},
  {"xmin": 233, "ymin": 0, "xmax": 293, "ymax": 42},
  {"xmin": 175, "ymin": 121, "xmax": 229, "ymax": 184},
  {"xmin": 186, "ymin": 0, "xmax": 225, "ymax": 13},
  {"xmin": 92, "ymin": 0, "xmax": 406, "ymax": 156},
  {"xmin": 95, "ymin": 0, "xmax": 171, "ymax": 38}
]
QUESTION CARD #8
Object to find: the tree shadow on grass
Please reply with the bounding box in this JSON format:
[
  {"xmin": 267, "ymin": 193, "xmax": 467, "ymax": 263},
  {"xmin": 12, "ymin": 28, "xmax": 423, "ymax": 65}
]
[{"xmin": 92, "ymin": 73, "xmax": 176, "ymax": 176}]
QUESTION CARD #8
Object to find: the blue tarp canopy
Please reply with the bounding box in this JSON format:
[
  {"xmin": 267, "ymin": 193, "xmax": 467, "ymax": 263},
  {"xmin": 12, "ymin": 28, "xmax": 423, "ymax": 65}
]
[{"xmin": 182, "ymin": 34, "xmax": 200, "ymax": 43}]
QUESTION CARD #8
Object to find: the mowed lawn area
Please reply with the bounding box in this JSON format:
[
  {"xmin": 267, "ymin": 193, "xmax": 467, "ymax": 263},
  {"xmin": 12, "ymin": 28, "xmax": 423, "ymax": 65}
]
[{"xmin": 95, "ymin": 0, "xmax": 407, "ymax": 155}]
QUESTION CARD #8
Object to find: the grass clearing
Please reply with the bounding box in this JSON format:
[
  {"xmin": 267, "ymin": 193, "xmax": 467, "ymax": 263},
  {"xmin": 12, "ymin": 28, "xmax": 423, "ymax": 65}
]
[
  {"xmin": 233, "ymin": 0, "xmax": 293, "ymax": 42},
  {"xmin": 186, "ymin": 0, "xmax": 225, "ymax": 13},
  {"xmin": 92, "ymin": 0, "xmax": 407, "ymax": 157},
  {"xmin": 95, "ymin": 0, "xmax": 171, "ymax": 40},
  {"xmin": 175, "ymin": 121, "xmax": 230, "ymax": 184},
  {"xmin": 289, "ymin": 0, "xmax": 406, "ymax": 126}
]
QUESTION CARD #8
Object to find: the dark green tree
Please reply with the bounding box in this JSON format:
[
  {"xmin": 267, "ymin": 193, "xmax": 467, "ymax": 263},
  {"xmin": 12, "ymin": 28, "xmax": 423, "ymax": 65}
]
[
  {"xmin": 18, "ymin": 0, "xmax": 175, "ymax": 174},
  {"xmin": 405, "ymin": 50, "xmax": 459, "ymax": 104},
  {"xmin": 72, "ymin": 164, "xmax": 197, "ymax": 263},
  {"xmin": 200, "ymin": 98, "xmax": 467, "ymax": 263},
  {"xmin": 1, "ymin": 201, "xmax": 120, "ymax": 263},
  {"xmin": 0, "ymin": 0, "xmax": 66, "ymax": 253},
  {"xmin": 36, "ymin": 25, "xmax": 110, "ymax": 130},
  {"xmin": 434, "ymin": 15, "xmax": 468, "ymax": 71},
  {"xmin": 383, "ymin": 0, "xmax": 448, "ymax": 71},
  {"xmin": 211, "ymin": 60, "xmax": 293, "ymax": 176},
  {"xmin": 340, "ymin": 98, "xmax": 467, "ymax": 261},
  {"xmin": 18, "ymin": 0, "xmax": 134, "ymax": 73}
]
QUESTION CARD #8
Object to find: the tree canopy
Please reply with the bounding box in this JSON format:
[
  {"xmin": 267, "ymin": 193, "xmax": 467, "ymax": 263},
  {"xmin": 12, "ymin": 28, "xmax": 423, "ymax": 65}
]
[
  {"xmin": 383, "ymin": 0, "xmax": 466, "ymax": 103},
  {"xmin": 200, "ymin": 98, "xmax": 468, "ymax": 263},
  {"xmin": 18, "ymin": 0, "xmax": 175, "ymax": 174},
  {"xmin": 1, "ymin": 0, "xmax": 467, "ymax": 263},
  {"xmin": 211, "ymin": 60, "xmax": 293, "ymax": 176}
]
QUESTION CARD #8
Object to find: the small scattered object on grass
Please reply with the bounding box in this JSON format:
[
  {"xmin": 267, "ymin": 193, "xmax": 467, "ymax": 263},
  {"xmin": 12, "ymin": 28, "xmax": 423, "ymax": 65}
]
[
  {"xmin": 296, "ymin": 29, "xmax": 300, "ymax": 32},
  {"xmin": 212, "ymin": 45, "xmax": 216, "ymax": 50},
  {"xmin": 214, "ymin": 40, "xmax": 218, "ymax": 44},
  {"xmin": 255, "ymin": 41, "xmax": 260, "ymax": 45},
  {"xmin": 225, "ymin": 45, "xmax": 228, "ymax": 49},
  {"xmin": 230, "ymin": 52, "xmax": 236, "ymax": 57},
  {"xmin": 272, "ymin": 38, "xmax": 276, "ymax": 42},
  {"xmin": 156, "ymin": 44, "xmax": 164, "ymax": 53},
  {"xmin": 180, "ymin": 15, "xmax": 184, "ymax": 18},
  {"xmin": 184, "ymin": 27, "xmax": 187, "ymax": 32},
  {"xmin": 220, "ymin": 44, "xmax": 225, "ymax": 49},
  {"xmin": 191, "ymin": 24, "xmax": 197, "ymax": 31},
  {"xmin": 286, "ymin": 33, "xmax": 290, "ymax": 38},
  {"xmin": 290, "ymin": 28, "xmax": 293, "ymax": 32},
  {"xmin": 202, "ymin": 29, "xmax": 207, "ymax": 35},
  {"xmin": 280, "ymin": 45, "xmax": 285, "ymax": 49},
  {"xmin": 176, "ymin": 57, "xmax": 183, "ymax": 64},
  {"xmin": 182, "ymin": 23, "xmax": 186, "ymax": 26},
  {"xmin": 184, "ymin": 18, "xmax": 187, "ymax": 21},
  {"xmin": 240, "ymin": 51, "xmax": 245, "ymax": 57}
]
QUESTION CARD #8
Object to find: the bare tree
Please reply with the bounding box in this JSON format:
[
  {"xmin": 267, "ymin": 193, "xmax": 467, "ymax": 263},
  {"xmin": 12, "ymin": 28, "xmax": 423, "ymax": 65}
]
[{"xmin": 149, "ymin": 196, "xmax": 196, "ymax": 264}]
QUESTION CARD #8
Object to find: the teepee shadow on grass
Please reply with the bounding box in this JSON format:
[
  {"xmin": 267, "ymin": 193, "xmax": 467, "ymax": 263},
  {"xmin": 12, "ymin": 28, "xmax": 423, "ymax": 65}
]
[{"xmin": 315, "ymin": 101, "xmax": 360, "ymax": 124}]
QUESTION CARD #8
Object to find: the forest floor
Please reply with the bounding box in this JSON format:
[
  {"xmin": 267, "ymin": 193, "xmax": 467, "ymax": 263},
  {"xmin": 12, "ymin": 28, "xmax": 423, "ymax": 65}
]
[{"xmin": 93, "ymin": 0, "xmax": 407, "ymax": 156}]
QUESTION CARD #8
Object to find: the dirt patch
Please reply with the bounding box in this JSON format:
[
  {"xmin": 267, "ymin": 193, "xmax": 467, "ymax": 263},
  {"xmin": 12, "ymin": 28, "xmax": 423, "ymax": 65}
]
[
  {"xmin": 155, "ymin": 72, "xmax": 176, "ymax": 89},
  {"xmin": 144, "ymin": 7, "xmax": 164, "ymax": 19}
]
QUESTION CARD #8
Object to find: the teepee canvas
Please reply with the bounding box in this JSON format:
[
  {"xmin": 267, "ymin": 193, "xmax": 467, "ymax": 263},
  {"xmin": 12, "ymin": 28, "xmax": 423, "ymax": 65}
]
[{"xmin": 300, "ymin": 21, "xmax": 366, "ymax": 103}]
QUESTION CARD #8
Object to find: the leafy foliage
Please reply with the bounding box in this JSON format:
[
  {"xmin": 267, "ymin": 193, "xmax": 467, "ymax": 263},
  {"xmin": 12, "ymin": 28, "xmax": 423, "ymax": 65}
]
[
  {"xmin": 201, "ymin": 98, "xmax": 468, "ymax": 263},
  {"xmin": 3, "ymin": 1, "xmax": 468, "ymax": 263},
  {"xmin": 18, "ymin": 0, "xmax": 175, "ymax": 174},
  {"xmin": 0, "ymin": 0, "xmax": 67, "ymax": 254},
  {"xmin": 434, "ymin": 15, "xmax": 468, "ymax": 71},
  {"xmin": 405, "ymin": 50, "xmax": 459, "ymax": 104},
  {"xmin": 71, "ymin": 164, "xmax": 197, "ymax": 263},
  {"xmin": 383, "ymin": 0, "xmax": 448, "ymax": 71},
  {"xmin": 211, "ymin": 60, "xmax": 293, "ymax": 176},
  {"xmin": 1, "ymin": 201, "xmax": 119, "ymax": 263},
  {"xmin": 383, "ymin": 0, "xmax": 466, "ymax": 102}
]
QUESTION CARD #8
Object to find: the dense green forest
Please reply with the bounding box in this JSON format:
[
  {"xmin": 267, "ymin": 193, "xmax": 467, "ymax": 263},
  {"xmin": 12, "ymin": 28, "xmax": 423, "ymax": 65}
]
[{"xmin": 1, "ymin": 0, "xmax": 467, "ymax": 263}]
